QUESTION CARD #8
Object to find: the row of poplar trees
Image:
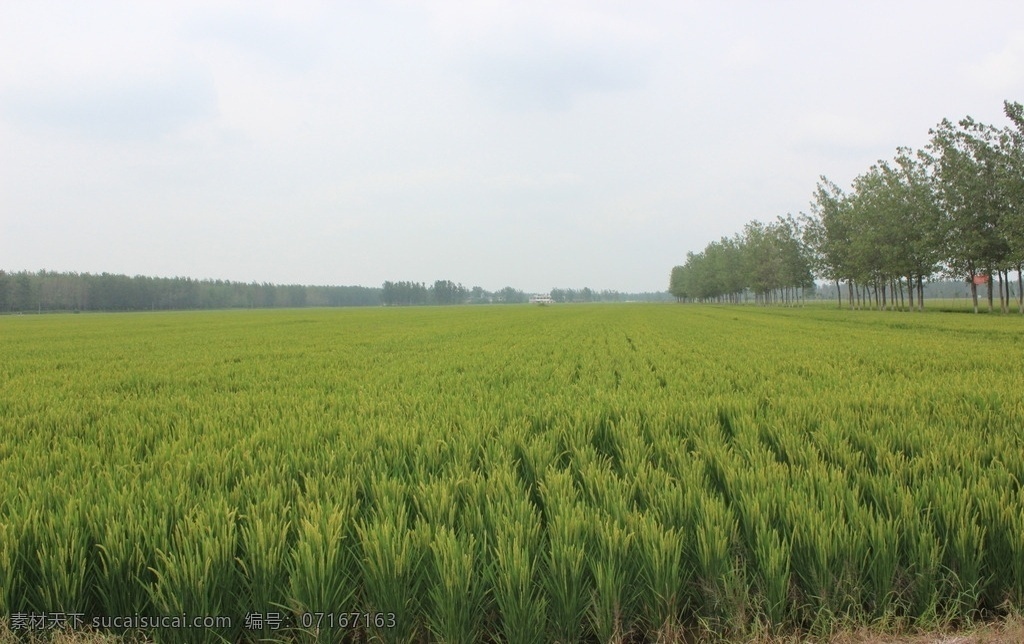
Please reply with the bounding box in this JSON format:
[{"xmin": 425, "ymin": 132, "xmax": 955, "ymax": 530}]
[
  {"xmin": 671, "ymin": 100, "xmax": 1024, "ymax": 313},
  {"xmin": 669, "ymin": 216, "xmax": 813, "ymax": 305}
]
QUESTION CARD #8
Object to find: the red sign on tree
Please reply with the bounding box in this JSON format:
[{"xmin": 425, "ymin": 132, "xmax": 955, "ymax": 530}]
[{"xmin": 972, "ymin": 274, "xmax": 989, "ymax": 285}]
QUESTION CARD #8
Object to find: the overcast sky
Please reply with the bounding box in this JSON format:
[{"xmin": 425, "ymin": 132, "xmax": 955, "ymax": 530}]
[{"xmin": 2, "ymin": 1, "xmax": 1023, "ymax": 293}]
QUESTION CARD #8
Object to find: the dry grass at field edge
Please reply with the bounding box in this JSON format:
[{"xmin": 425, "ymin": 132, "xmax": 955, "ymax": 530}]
[{"xmin": 824, "ymin": 616, "xmax": 1024, "ymax": 644}]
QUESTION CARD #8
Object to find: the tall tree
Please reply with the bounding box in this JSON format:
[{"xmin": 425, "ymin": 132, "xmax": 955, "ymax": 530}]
[
  {"xmin": 0, "ymin": 270, "xmax": 10, "ymax": 312},
  {"xmin": 808, "ymin": 177, "xmax": 855, "ymax": 308},
  {"xmin": 882, "ymin": 148, "xmax": 944, "ymax": 311},
  {"xmin": 771, "ymin": 215, "xmax": 814, "ymax": 305},
  {"xmin": 927, "ymin": 117, "xmax": 1009, "ymax": 313},
  {"xmin": 848, "ymin": 163, "xmax": 908, "ymax": 309},
  {"xmin": 668, "ymin": 265, "xmax": 688, "ymax": 301},
  {"xmin": 999, "ymin": 100, "xmax": 1024, "ymax": 313}
]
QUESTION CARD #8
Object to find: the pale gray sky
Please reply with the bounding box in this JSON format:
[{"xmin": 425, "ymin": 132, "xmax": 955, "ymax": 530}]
[{"xmin": 2, "ymin": 1, "xmax": 1023, "ymax": 293}]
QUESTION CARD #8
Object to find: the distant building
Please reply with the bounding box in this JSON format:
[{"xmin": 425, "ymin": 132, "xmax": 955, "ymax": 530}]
[{"xmin": 530, "ymin": 294, "xmax": 554, "ymax": 305}]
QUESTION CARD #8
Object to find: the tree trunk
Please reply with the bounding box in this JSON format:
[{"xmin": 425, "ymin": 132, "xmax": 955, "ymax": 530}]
[
  {"xmin": 918, "ymin": 276, "xmax": 924, "ymax": 312},
  {"xmin": 971, "ymin": 278, "xmax": 978, "ymax": 314},
  {"xmin": 906, "ymin": 274, "xmax": 914, "ymax": 311},
  {"xmin": 998, "ymin": 271, "xmax": 1005, "ymax": 313},
  {"xmin": 1006, "ymin": 270, "xmax": 1011, "ymax": 313},
  {"xmin": 1003, "ymin": 270, "xmax": 1010, "ymax": 313},
  {"xmin": 1018, "ymin": 264, "xmax": 1023, "ymax": 314},
  {"xmin": 987, "ymin": 271, "xmax": 994, "ymax": 313},
  {"xmin": 995, "ymin": 272, "xmax": 1002, "ymax": 313}
]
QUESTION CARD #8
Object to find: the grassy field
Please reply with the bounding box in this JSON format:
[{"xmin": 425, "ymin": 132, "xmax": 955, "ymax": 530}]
[{"xmin": 1, "ymin": 304, "xmax": 1022, "ymax": 643}]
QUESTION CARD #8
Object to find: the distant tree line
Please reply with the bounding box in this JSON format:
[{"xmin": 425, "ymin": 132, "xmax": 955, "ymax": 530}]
[
  {"xmin": 0, "ymin": 270, "xmax": 381, "ymax": 312},
  {"xmin": 549, "ymin": 288, "xmax": 672, "ymax": 303},
  {"xmin": 0, "ymin": 270, "xmax": 672, "ymax": 313},
  {"xmin": 671, "ymin": 100, "xmax": 1024, "ymax": 314},
  {"xmin": 380, "ymin": 281, "xmax": 528, "ymax": 306},
  {"xmin": 381, "ymin": 281, "xmax": 671, "ymax": 306}
]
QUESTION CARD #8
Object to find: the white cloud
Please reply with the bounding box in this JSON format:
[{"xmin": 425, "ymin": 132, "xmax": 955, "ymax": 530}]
[
  {"xmin": 794, "ymin": 111, "xmax": 893, "ymax": 152},
  {"xmin": 962, "ymin": 31, "xmax": 1024, "ymax": 93},
  {"xmin": 183, "ymin": 9, "xmax": 323, "ymax": 72},
  {"xmin": 4, "ymin": 1, "xmax": 1024, "ymax": 292},
  {"xmin": 427, "ymin": 1, "xmax": 658, "ymax": 110},
  {"xmin": 424, "ymin": 0, "xmax": 658, "ymax": 54},
  {"xmin": 1, "ymin": 67, "xmax": 217, "ymax": 142},
  {"xmin": 724, "ymin": 38, "xmax": 766, "ymax": 71}
]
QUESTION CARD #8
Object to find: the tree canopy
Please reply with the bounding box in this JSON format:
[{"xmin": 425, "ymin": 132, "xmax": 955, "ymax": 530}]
[{"xmin": 671, "ymin": 100, "xmax": 1024, "ymax": 314}]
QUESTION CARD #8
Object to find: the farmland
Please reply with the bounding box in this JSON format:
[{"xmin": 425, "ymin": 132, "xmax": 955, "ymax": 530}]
[{"xmin": 1, "ymin": 304, "xmax": 1023, "ymax": 643}]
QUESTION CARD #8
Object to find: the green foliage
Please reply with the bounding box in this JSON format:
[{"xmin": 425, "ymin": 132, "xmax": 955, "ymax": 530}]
[
  {"xmin": 425, "ymin": 527, "xmax": 485, "ymax": 643},
  {"xmin": 488, "ymin": 529, "xmax": 547, "ymax": 644},
  {"xmin": 147, "ymin": 500, "xmax": 239, "ymax": 642},
  {"xmin": 1, "ymin": 305, "xmax": 1023, "ymax": 642},
  {"xmin": 677, "ymin": 100, "xmax": 1024, "ymax": 314}
]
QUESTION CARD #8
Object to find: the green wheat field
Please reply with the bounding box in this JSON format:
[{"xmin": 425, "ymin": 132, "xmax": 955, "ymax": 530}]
[{"xmin": 1, "ymin": 304, "xmax": 1022, "ymax": 643}]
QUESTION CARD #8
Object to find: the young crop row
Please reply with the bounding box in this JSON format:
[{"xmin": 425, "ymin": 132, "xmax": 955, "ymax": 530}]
[{"xmin": 1, "ymin": 305, "xmax": 1022, "ymax": 642}]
